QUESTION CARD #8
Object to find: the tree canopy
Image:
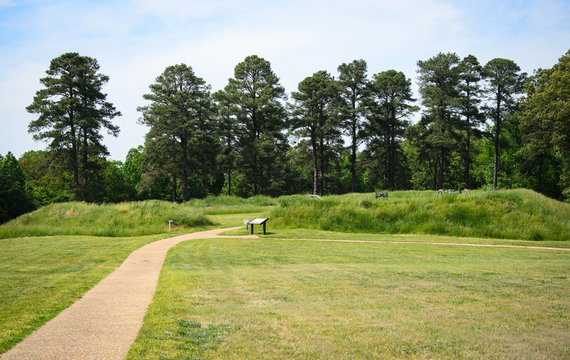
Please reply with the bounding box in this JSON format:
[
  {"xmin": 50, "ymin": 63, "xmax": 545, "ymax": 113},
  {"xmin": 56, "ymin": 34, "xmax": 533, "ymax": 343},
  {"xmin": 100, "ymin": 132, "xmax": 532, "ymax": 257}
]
[
  {"xmin": 26, "ymin": 52, "xmax": 120, "ymax": 201},
  {"xmin": 6, "ymin": 50, "xmax": 568, "ymax": 223}
]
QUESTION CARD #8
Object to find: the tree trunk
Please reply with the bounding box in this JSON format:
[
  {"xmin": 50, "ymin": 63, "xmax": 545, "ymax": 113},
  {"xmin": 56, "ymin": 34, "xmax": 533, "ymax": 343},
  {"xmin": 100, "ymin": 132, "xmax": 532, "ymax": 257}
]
[
  {"xmin": 351, "ymin": 120, "xmax": 357, "ymax": 192},
  {"xmin": 171, "ymin": 174, "xmax": 177, "ymax": 202},
  {"xmin": 464, "ymin": 121, "xmax": 471, "ymax": 190},
  {"xmin": 438, "ymin": 148, "xmax": 444, "ymax": 190},
  {"xmin": 81, "ymin": 127, "xmax": 89, "ymax": 201},
  {"xmin": 350, "ymin": 94, "xmax": 357, "ymax": 193},
  {"xmin": 311, "ymin": 131, "xmax": 318, "ymax": 195},
  {"xmin": 433, "ymin": 159, "xmax": 438, "ymax": 190},
  {"xmin": 537, "ymin": 153, "xmax": 543, "ymax": 193},
  {"xmin": 69, "ymin": 110, "xmax": 80, "ymax": 200},
  {"xmin": 390, "ymin": 133, "xmax": 395, "ymax": 191},
  {"xmin": 181, "ymin": 136, "xmax": 188, "ymax": 202},
  {"xmin": 493, "ymin": 89, "xmax": 502, "ymax": 190},
  {"xmin": 319, "ymin": 138, "xmax": 325, "ymax": 196},
  {"xmin": 226, "ymin": 156, "xmax": 232, "ymax": 196}
]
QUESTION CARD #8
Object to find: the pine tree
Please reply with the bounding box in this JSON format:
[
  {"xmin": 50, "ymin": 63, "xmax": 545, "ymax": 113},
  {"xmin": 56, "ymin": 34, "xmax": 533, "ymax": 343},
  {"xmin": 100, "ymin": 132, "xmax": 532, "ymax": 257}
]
[
  {"xmin": 364, "ymin": 70, "xmax": 417, "ymax": 190},
  {"xmin": 290, "ymin": 70, "xmax": 339, "ymax": 195},
  {"xmin": 457, "ymin": 55, "xmax": 485, "ymax": 189},
  {"xmin": 417, "ymin": 52, "xmax": 461, "ymax": 189},
  {"xmin": 223, "ymin": 55, "xmax": 288, "ymax": 196},
  {"xmin": 336, "ymin": 59, "xmax": 369, "ymax": 192},
  {"xmin": 27, "ymin": 52, "xmax": 120, "ymax": 200},
  {"xmin": 138, "ymin": 64, "xmax": 216, "ymax": 201},
  {"xmin": 483, "ymin": 58, "xmax": 526, "ymax": 189}
]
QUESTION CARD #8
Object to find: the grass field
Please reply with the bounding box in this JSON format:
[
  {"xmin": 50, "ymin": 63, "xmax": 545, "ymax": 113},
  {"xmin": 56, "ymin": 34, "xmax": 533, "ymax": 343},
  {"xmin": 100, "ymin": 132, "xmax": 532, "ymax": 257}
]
[
  {"xmin": 0, "ymin": 190, "xmax": 569, "ymax": 358},
  {"xmin": 0, "ymin": 234, "xmax": 173, "ymax": 353},
  {"xmin": 127, "ymin": 237, "xmax": 569, "ymax": 359}
]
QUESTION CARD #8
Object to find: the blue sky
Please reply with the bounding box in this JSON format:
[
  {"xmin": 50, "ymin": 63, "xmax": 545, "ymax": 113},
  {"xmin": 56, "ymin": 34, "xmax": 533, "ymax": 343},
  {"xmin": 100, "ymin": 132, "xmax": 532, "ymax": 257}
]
[{"xmin": 1, "ymin": 0, "xmax": 568, "ymax": 161}]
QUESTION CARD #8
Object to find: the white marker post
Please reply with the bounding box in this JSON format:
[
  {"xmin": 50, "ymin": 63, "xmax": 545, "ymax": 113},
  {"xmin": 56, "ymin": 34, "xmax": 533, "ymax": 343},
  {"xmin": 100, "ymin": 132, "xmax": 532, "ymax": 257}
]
[{"xmin": 168, "ymin": 220, "xmax": 173, "ymax": 231}]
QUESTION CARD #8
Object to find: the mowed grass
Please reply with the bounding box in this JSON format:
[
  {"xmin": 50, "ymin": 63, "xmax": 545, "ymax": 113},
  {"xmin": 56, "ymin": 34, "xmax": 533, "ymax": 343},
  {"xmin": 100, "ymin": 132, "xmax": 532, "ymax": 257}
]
[
  {"xmin": 127, "ymin": 238, "xmax": 569, "ymax": 360},
  {"xmin": 0, "ymin": 234, "xmax": 171, "ymax": 353},
  {"xmin": 271, "ymin": 189, "xmax": 570, "ymax": 241}
]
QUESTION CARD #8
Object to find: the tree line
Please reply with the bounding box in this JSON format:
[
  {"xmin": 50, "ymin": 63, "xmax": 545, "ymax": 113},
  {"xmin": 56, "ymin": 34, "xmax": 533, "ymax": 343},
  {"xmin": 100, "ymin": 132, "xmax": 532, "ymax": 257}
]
[{"xmin": 1, "ymin": 50, "xmax": 568, "ymax": 222}]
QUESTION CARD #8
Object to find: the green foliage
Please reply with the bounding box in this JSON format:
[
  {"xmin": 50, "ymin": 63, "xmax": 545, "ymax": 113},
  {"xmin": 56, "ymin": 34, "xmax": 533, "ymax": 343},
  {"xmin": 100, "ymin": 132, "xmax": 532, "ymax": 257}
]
[
  {"xmin": 520, "ymin": 51, "xmax": 570, "ymax": 200},
  {"xmin": 222, "ymin": 55, "xmax": 289, "ymax": 197},
  {"xmin": 26, "ymin": 52, "xmax": 120, "ymax": 201},
  {"xmin": 0, "ymin": 201, "xmax": 212, "ymax": 238},
  {"xmin": 18, "ymin": 150, "xmax": 72, "ymax": 206},
  {"xmin": 0, "ymin": 152, "xmax": 36, "ymax": 223},
  {"xmin": 363, "ymin": 69, "xmax": 417, "ymax": 190},
  {"xmin": 483, "ymin": 58, "xmax": 526, "ymax": 189},
  {"xmin": 416, "ymin": 52, "xmax": 462, "ymax": 190},
  {"xmin": 290, "ymin": 70, "xmax": 341, "ymax": 195},
  {"xmin": 336, "ymin": 59, "xmax": 369, "ymax": 192},
  {"xmin": 457, "ymin": 54, "xmax": 485, "ymax": 189},
  {"xmin": 271, "ymin": 189, "xmax": 570, "ymax": 241},
  {"xmin": 139, "ymin": 64, "xmax": 218, "ymax": 201}
]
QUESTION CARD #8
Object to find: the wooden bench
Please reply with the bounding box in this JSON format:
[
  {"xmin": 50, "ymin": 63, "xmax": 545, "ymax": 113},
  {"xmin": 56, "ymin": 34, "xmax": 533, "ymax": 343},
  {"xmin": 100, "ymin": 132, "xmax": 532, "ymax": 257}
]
[{"xmin": 247, "ymin": 218, "xmax": 269, "ymax": 235}]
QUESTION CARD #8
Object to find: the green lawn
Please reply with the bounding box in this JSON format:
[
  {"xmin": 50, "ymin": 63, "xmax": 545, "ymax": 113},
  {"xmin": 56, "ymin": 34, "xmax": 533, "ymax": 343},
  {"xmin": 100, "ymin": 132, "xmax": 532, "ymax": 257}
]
[
  {"xmin": 127, "ymin": 237, "xmax": 570, "ymax": 360},
  {"xmin": 0, "ymin": 233, "xmax": 178, "ymax": 353}
]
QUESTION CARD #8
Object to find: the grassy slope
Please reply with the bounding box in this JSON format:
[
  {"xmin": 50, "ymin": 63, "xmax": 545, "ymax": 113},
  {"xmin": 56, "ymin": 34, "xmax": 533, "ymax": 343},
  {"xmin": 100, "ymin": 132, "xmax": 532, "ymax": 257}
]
[
  {"xmin": 0, "ymin": 200, "xmax": 213, "ymax": 238},
  {"xmin": 270, "ymin": 189, "xmax": 570, "ymax": 241},
  {"xmin": 127, "ymin": 238, "xmax": 569, "ymax": 360}
]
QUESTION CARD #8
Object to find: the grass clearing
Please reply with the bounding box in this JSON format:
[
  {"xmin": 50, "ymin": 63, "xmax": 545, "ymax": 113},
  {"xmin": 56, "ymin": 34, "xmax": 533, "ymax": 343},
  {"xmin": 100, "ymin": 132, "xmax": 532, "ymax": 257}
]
[{"xmin": 127, "ymin": 237, "xmax": 569, "ymax": 360}]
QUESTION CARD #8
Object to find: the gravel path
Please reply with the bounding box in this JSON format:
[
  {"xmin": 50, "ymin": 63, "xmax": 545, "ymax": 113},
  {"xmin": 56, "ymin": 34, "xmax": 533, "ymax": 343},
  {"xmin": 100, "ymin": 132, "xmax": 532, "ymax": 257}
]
[{"xmin": 1, "ymin": 227, "xmax": 256, "ymax": 360}]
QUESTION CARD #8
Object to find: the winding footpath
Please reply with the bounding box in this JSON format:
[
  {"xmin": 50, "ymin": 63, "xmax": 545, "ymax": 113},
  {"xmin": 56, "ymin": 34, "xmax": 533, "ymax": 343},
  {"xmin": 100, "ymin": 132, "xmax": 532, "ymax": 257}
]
[
  {"xmin": 1, "ymin": 227, "xmax": 256, "ymax": 360},
  {"xmin": 2, "ymin": 228, "xmax": 567, "ymax": 359}
]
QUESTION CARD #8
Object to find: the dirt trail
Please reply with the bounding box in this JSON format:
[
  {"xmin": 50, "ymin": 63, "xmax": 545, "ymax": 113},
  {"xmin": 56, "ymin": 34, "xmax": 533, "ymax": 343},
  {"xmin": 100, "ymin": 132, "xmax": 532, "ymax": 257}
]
[{"xmin": 1, "ymin": 227, "xmax": 256, "ymax": 360}]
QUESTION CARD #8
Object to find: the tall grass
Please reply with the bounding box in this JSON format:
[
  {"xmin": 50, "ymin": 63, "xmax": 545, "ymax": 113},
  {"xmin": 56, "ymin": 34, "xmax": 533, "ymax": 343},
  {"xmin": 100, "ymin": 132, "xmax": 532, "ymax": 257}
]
[
  {"xmin": 185, "ymin": 195, "xmax": 277, "ymax": 215},
  {"xmin": 271, "ymin": 189, "xmax": 570, "ymax": 241},
  {"xmin": 0, "ymin": 201, "xmax": 212, "ymax": 238}
]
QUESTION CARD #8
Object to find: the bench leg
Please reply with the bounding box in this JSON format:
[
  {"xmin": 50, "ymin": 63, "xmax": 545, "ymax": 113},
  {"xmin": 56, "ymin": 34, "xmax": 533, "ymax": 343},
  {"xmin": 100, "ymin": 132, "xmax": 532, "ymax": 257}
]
[{"xmin": 263, "ymin": 223, "xmax": 266, "ymax": 235}]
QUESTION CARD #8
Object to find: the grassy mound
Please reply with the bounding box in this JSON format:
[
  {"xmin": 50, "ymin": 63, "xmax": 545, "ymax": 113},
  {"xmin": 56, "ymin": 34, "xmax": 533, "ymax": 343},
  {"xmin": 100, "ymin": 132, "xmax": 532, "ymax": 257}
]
[
  {"xmin": 185, "ymin": 195, "xmax": 277, "ymax": 215},
  {"xmin": 271, "ymin": 189, "xmax": 570, "ymax": 241},
  {"xmin": 0, "ymin": 200, "xmax": 212, "ymax": 238}
]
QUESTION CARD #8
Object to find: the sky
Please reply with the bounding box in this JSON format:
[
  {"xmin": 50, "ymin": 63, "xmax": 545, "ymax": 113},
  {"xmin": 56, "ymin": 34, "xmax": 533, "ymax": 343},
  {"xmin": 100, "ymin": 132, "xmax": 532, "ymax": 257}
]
[{"xmin": 1, "ymin": 0, "xmax": 568, "ymax": 161}]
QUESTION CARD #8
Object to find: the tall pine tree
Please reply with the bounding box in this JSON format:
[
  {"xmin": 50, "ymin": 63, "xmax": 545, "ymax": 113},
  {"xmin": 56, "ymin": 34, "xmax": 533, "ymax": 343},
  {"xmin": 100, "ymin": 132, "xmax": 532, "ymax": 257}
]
[
  {"xmin": 483, "ymin": 58, "xmax": 526, "ymax": 189},
  {"xmin": 417, "ymin": 52, "xmax": 461, "ymax": 189},
  {"xmin": 27, "ymin": 52, "xmax": 120, "ymax": 201},
  {"xmin": 139, "ymin": 64, "xmax": 217, "ymax": 201},
  {"xmin": 223, "ymin": 55, "xmax": 288, "ymax": 196},
  {"xmin": 336, "ymin": 59, "xmax": 369, "ymax": 192},
  {"xmin": 290, "ymin": 70, "xmax": 339, "ymax": 195},
  {"xmin": 364, "ymin": 70, "xmax": 417, "ymax": 190}
]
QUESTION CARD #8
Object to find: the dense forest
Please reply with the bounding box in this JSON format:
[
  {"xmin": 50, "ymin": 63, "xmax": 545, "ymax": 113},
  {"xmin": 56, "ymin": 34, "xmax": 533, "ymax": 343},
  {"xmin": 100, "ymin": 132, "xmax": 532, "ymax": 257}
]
[{"xmin": 1, "ymin": 50, "xmax": 568, "ymax": 222}]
